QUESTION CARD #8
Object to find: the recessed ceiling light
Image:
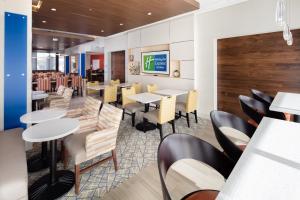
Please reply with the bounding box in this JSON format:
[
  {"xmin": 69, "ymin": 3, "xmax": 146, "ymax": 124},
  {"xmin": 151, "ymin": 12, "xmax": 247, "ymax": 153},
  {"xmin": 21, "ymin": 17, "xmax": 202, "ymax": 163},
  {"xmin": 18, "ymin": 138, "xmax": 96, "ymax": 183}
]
[
  {"xmin": 120, "ymin": 23, "xmax": 124, "ymax": 26},
  {"xmin": 89, "ymin": 8, "xmax": 93, "ymax": 11},
  {"xmin": 147, "ymin": 12, "xmax": 152, "ymax": 16},
  {"xmin": 72, "ymin": 42, "xmax": 75, "ymax": 44},
  {"xmin": 51, "ymin": 8, "xmax": 56, "ymax": 11},
  {"xmin": 52, "ymin": 38, "xmax": 58, "ymax": 42},
  {"xmin": 101, "ymin": 30, "xmax": 104, "ymax": 33},
  {"xmin": 42, "ymin": 20, "xmax": 47, "ymax": 23}
]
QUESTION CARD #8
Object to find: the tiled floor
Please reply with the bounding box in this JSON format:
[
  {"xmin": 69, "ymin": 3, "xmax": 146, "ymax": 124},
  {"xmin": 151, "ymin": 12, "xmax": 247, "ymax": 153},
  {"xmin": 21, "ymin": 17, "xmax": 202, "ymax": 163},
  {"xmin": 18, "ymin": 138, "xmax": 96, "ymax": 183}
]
[{"xmin": 27, "ymin": 97, "xmax": 220, "ymax": 199}]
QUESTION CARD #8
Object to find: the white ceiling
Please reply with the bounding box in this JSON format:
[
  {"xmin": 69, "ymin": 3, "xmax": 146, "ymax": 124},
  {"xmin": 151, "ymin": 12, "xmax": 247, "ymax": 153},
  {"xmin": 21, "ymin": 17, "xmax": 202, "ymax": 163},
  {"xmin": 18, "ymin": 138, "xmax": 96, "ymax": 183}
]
[{"xmin": 200, "ymin": 0, "xmax": 247, "ymax": 11}]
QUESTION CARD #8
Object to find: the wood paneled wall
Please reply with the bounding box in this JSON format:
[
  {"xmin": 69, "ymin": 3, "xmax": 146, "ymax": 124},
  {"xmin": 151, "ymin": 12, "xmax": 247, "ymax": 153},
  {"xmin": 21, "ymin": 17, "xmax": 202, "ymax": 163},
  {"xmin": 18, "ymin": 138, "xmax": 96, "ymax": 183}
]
[{"xmin": 217, "ymin": 29, "xmax": 300, "ymax": 118}]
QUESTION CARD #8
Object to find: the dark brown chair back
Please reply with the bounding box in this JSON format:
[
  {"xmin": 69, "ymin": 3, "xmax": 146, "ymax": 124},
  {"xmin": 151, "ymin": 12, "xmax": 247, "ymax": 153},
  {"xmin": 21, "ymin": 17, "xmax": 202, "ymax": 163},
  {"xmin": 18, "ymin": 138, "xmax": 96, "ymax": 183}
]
[
  {"xmin": 239, "ymin": 95, "xmax": 267, "ymax": 124},
  {"xmin": 210, "ymin": 110, "xmax": 256, "ymax": 163},
  {"xmin": 157, "ymin": 134, "xmax": 235, "ymax": 200},
  {"xmin": 251, "ymin": 89, "xmax": 274, "ymax": 107}
]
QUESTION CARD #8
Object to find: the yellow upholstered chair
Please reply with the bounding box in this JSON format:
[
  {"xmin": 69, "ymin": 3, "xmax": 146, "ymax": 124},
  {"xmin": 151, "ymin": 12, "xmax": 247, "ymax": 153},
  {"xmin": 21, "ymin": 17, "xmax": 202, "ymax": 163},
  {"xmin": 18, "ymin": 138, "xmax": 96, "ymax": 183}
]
[
  {"xmin": 110, "ymin": 79, "xmax": 120, "ymax": 86},
  {"xmin": 176, "ymin": 90, "xmax": 198, "ymax": 127},
  {"xmin": 103, "ymin": 85, "xmax": 118, "ymax": 105},
  {"xmin": 87, "ymin": 81, "xmax": 100, "ymax": 95},
  {"xmin": 132, "ymin": 82, "xmax": 142, "ymax": 94},
  {"xmin": 63, "ymin": 104, "xmax": 123, "ymax": 195},
  {"xmin": 147, "ymin": 84, "xmax": 158, "ymax": 93},
  {"xmin": 147, "ymin": 84, "xmax": 159, "ymax": 108},
  {"xmin": 122, "ymin": 87, "xmax": 144, "ymax": 126},
  {"xmin": 143, "ymin": 96, "xmax": 176, "ymax": 140},
  {"xmin": 49, "ymin": 88, "xmax": 74, "ymax": 109}
]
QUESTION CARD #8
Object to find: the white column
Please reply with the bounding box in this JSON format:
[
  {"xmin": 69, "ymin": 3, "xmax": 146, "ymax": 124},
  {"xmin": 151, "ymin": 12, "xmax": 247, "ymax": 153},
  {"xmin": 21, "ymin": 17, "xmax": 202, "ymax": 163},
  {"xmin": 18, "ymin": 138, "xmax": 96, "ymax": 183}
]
[{"xmin": 0, "ymin": 0, "xmax": 32, "ymax": 130}]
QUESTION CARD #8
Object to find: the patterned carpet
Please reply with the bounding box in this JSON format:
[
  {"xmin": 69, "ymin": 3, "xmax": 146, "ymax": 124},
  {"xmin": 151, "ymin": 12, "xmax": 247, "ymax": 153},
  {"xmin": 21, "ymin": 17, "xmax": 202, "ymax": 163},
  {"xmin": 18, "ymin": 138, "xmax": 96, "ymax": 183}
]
[{"xmin": 27, "ymin": 97, "xmax": 219, "ymax": 200}]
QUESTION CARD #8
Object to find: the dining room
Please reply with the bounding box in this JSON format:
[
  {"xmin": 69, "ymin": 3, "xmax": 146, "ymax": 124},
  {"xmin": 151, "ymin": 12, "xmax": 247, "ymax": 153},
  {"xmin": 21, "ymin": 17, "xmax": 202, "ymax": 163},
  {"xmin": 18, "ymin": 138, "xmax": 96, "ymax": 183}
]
[{"xmin": 1, "ymin": 0, "xmax": 300, "ymax": 200}]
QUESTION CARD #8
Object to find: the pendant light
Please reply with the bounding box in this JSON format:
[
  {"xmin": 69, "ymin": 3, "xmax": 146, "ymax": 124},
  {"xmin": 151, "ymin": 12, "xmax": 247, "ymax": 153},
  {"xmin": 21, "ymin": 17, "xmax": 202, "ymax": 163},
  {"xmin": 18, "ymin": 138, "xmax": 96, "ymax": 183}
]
[{"xmin": 276, "ymin": 0, "xmax": 293, "ymax": 46}]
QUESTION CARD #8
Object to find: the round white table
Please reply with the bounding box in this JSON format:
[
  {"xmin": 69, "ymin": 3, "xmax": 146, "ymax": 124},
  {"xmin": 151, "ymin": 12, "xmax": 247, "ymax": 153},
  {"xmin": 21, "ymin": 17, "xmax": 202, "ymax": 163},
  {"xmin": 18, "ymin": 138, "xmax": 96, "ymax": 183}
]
[
  {"xmin": 23, "ymin": 118, "xmax": 79, "ymax": 200},
  {"xmin": 20, "ymin": 109, "xmax": 67, "ymax": 172},
  {"xmin": 32, "ymin": 93, "xmax": 49, "ymax": 110},
  {"xmin": 20, "ymin": 108, "xmax": 66, "ymax": 124}
]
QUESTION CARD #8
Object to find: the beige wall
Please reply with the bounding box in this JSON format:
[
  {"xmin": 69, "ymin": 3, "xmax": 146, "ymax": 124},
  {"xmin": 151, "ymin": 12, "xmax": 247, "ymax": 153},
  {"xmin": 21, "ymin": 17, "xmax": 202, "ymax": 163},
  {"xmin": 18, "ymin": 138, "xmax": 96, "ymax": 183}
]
[{"xmin": 195, "ymin": 0, "xmax": 300, "ymax": 118}]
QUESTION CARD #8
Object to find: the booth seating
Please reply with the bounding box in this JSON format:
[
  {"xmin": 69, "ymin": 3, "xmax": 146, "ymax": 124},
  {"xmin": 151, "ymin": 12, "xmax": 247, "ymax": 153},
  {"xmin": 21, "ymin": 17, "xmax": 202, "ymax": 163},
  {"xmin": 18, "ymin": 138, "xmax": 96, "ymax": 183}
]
[{"xmin": 0, "ymin": 128, "xmax": 28, "ymax": 200}]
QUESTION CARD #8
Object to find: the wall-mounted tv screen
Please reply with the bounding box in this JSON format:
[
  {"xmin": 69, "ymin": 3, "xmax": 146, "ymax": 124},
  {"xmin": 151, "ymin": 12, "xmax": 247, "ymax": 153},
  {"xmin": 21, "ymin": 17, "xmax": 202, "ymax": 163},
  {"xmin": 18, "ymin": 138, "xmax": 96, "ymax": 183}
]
[{"xmin": 141, "ymin": 50, "xmax": 170, "ymax": 75}]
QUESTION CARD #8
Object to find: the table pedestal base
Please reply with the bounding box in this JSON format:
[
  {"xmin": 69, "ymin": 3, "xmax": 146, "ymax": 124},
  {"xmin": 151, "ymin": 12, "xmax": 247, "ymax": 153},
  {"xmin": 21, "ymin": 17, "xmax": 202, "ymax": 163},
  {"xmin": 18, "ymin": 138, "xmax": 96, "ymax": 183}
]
[
  {"xmin": 29, "ymin": 170, "xmax": 74, "ymax": 200},
  {"xmin": 27, "ymin": 154, "xmax": 49, "ymax": 173},
  {"xmin": 27, "ymin": 142, "xmax": 61, "ymax": 173},
  {"xmin": 136, "ymin": 122, "xmax": 156, "ymax": 132}
]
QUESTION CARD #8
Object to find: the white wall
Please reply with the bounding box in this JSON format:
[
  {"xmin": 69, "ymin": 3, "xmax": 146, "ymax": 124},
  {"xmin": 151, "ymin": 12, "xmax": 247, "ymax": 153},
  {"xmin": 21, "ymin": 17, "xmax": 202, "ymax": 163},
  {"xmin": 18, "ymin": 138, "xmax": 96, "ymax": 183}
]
[
  {"xmin": 126, "ymin": 14, "xmax": 196, "ymax": 93},
  {"xmin": 0, "ymin": 0, "xmax": 32, "ymax": 131},
  {"xmin": 195, "ymin": 0, "xmax": 300, "ymax": 118},
  {"xmin": 104, "ymin": 33, "xmax": 128, "ymax": 82},
  {"xmin": 65, "ymin": 37, "xmax": 105, "ymax": 55}
]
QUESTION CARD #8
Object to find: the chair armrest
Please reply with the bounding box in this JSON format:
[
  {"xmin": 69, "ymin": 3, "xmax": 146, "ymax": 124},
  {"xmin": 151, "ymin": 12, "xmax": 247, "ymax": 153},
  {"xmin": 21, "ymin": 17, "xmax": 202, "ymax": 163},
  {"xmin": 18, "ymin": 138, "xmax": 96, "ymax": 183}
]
[
  {"xmin": 85, "ymin": 127, "xmax": 118, "ymax": 160},
  {"xmin": 50, "ymin": 99, "xmax": 69, "ymax": 109},
  {"xmin": 66, "ymin": 108, "xmax": 83, "ymax": 118},
  {"xmin": 75, "ymin": 117, "xmax": 98, "ymax": 134},
  {"xmin": 48, "ymin": 95, "xmax": 64, "ymax": 100}
]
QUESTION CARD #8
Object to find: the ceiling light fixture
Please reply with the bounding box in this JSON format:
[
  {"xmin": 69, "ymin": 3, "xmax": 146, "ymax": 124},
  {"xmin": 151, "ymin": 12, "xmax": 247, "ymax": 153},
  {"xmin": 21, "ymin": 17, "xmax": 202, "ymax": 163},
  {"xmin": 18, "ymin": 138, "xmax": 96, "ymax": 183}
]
[
  {"xmin": 89, "ymin": 8, "xmax": 93, "ymax": 11},
  {"xmin": 101, "ymin": 30, "xmax": 104, "ymax": 33},
  {"xmin": 52, "ymin": 38, "xmax": 58, "ymax": 42},
  {"xmin": 50, "ymin": 8, "xmax": 56, "ymax": 11},
  {"xmin": 147, "ymin": 12, "xmax": 152, "ymax": 16},
  {"xmin": 42, "ymin": 20, "xmax": 47, "ymax": 23},
  {"xmin": 275, "ymin": 0, "xmax": 293, "ymax": 45},
  {"xmin": 120, "ymin": 23, "xmax": 124, "ymax": 26}
]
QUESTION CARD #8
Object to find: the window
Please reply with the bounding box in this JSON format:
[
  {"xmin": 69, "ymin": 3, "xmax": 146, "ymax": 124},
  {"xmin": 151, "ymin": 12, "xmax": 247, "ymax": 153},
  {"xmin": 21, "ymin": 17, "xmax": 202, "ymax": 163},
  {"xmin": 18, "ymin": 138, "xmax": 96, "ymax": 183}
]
[{"xmin": 32, "ymin": 52, "xmax": 56, "ymax": 71}]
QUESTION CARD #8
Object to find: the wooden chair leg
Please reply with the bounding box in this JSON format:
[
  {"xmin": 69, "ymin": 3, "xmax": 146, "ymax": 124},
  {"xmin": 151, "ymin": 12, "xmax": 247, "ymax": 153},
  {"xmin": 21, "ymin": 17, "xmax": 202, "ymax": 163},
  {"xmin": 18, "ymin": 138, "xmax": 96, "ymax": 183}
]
[
  {"xmin": 171, "ymin": 120, "xmax": 175, "ymax": 133},
  {"xmin": 122, "ymin": 109, "xmax": 125, "ymax": 120},
  {"xmin": 132, "ymin": 113, "xmax": 136, "ymax": 127},
  {"xmin": 75, "ymin": 164, "xmax": 80, "ymax": 195},
  {"xmin": 157, "ymin": 123, "xmax": 163, "ymax": 141},
  {"xmin": 186, "ymin": 113, "xmax": 190, "ymax": 128},
  {"xmin": 112, "ymin": 149, "xmax": 118, "ymax": 171},
  {"xmin": 179, "ymin": 111, "xmax": 182, "ymax": 118},
  {"xmin": 194, "ymin": 110, "xmax": 198, "ymax": 123}
]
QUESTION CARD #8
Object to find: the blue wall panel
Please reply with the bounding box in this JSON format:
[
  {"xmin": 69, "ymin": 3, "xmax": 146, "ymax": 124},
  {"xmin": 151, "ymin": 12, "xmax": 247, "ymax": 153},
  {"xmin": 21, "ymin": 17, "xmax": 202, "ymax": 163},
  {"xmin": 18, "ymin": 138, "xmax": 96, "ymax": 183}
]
[
  {"xmin": 80, "ymin": 53, "xmax": 86, "ymax": 78},
  {"xmin": 4, "ymin": 12, "xmax": 27, "ymax": 129},
  {"xmin": 65, "ymin": 56, "xmax": 70, "ymax": 74}
]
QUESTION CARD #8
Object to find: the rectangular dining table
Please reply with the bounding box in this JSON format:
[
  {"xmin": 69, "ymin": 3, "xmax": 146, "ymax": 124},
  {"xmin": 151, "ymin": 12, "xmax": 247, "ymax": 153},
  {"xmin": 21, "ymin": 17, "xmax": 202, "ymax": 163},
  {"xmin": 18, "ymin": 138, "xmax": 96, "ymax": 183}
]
[
  {"xmin": 270, "ymin": 92, "xmax": 300, "ymax": 115},
  {"xmin": 154, "ymin": 89, "xmax": 187, "ymax": 96},
  {"xmin": 217, "ymin": 117, "xmax": 300, "ymax": 200},
  {"xmin": 127, "ymin": 92, "xmax": 162, "ymax": 132}
]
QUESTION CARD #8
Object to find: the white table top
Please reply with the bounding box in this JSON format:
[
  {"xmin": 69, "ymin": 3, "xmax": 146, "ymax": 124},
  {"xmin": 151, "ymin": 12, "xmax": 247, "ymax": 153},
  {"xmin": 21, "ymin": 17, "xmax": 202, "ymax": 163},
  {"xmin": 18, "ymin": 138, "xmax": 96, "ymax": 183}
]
[
  {"xmin": 32, "ymin": 90, "xmax": 45, "ymax": 95},
  {"xmin": 217, "ymin": 117, "xmax": 300, "ymax": 200},
  {"xmin": 127, "ymin": 92, "xmax": 162, "ymax": 104},
  {"xmin": 118, "ymin": 82, "xmax": 132, "ymax": 88},
  {"xmin": 154, "ymin": 89, "xmax": 188, "ymax": 96},
  {"xmin": 270, "ymin": 92, "xmax": 300, "ymax": 115},
  {"xmin": 22, "ymin": 118, "xmax": 79, "ymax": 143},
  {"xmin": 86, "ymin": 85, "xmax": 106, "ymax": 91},
  {"xmin": 20, "ymin": 108, "xmax": 66, "ymax": 124},
  {"xmin": 32, "ymin": 93, "xmax": 49, "ymax": 100}
]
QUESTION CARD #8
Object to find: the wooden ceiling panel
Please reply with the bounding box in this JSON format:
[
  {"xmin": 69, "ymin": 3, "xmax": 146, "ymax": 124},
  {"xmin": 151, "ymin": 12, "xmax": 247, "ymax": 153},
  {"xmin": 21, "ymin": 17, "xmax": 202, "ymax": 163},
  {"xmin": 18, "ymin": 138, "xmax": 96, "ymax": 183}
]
[
  {"xmin": 32, "ymin": 29, "xmax": 94, "ymax": 52},
  {"xmin": 33, "ymin": 0, "xmax": 199, "ymax": 36}
]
